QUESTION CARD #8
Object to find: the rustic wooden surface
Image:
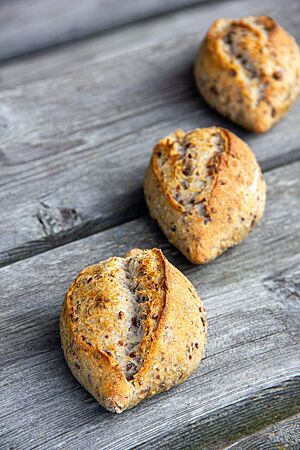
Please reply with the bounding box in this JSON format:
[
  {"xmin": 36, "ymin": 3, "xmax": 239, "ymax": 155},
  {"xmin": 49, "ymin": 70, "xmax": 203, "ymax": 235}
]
[
  {"xmin": 0, "ymin": 0, "xmax": 210, "ymax": 61},
  {"xmin": 0, "ymin": 0, "xmax": 300, "ymax": 448},
  {"xmin": 1, "ymin": 162, "xmax": 300, "ymax": 449},
  {"xmin": 0, "ymin": 0, "xmax": 300, "ymax": 268},
  {"xmin": 227, "ymin": 413, "xmax": 300, "ymax": 450},
  {"xmin": 3, "ymin": 0, "xmax": 298, "ymax": 89}
]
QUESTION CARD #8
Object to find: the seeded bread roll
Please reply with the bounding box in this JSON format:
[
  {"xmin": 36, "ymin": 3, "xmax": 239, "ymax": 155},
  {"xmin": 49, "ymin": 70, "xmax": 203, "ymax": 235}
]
[
  {"xmin": 194, "ymin": 16, "xmax": 300, "ymax": 132},
  {"xmin": 144, "ymin": 127, "xmax": 266, "ymax": 264},
  {"xmin": 60, "ymin": 248, "xmax": 207, "ymax": 413}
]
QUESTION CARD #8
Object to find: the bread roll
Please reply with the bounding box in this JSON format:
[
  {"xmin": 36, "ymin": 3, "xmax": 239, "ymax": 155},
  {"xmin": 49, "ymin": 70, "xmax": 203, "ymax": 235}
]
[
  {"xmin": 60, "ymin": 248, "xmax": 207, "ymax": 413},
  {"xmin": 144, "ymin": 127, "xmax": 266, "ymax": 264},
  {"xmin": 194, "ymin": 16, "xmax": 300, "ymax": 132}
]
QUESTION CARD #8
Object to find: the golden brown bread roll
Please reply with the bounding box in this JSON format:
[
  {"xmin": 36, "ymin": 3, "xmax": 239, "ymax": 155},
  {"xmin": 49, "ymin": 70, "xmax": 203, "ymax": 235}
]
[
  {"xmin": 144, "ymin": 127, "xmax": 266, "ymax": 264},
  {"xmin": 60, "ymin": 248, "xmax": 207, "ymax": 413},
  {"xmin": 194, "ymin": 16, "xmax": 300, "ymax": 132}
]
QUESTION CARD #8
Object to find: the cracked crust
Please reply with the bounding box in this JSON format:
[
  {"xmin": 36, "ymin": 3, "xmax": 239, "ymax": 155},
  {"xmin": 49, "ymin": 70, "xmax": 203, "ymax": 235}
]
[
  {"xmin": 194, "ymin": 16, "xmax": 300, "ymax": 132},
  {"xmin": 144, "ymin": 127, "xmax": 266, "ymax": 264},
  {"xmin": 60, "ymin": 248, "xmax": 207, "ymax": 413}
]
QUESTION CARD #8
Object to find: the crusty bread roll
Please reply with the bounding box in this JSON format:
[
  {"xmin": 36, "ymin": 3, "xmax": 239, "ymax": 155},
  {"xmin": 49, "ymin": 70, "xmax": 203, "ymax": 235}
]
[
  {"xmin": 60, "ymin": 248, "xmax": 207, "ymax": 413},
  {"xmin": 144, "ymin": 127, "xmax": 266, "ymax": 264},
  {"xmin": 194, "ymin": 16, "xmax": 300, "ymax": 132}
]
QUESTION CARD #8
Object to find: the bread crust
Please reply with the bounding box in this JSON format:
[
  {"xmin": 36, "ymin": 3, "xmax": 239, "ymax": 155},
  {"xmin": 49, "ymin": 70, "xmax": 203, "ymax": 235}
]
[
  {"xmin": 60, "ymin": 248, "xmax": 207, "ymax": 413},
  {"xmin": 194, "ymin": 16, "xmax": 300, "ymax": 132},
  {"xmin": 144, "ymin": 127, "xmax": 266, "ymax": 264}
]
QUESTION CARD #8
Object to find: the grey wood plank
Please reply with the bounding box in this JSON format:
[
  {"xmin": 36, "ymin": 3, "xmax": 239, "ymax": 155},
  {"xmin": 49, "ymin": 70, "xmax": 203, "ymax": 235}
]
[
  {"xmin": 0, "ymin": 0, "xmax": 300, "ymax": 268},
  {"xmin": 226, "ymin": 413, "xmax": 300, "ymax": 450},
  {"xmin": 0, "ymin": 0, "xmax": 209, "ymax": 61},
  {"xmin": 1, "ymin": 0, "xmax": 299, "ymax": 90},
  {"xmin": 0, "ymin": 161, "xmax": 299, "ymax": 450}
]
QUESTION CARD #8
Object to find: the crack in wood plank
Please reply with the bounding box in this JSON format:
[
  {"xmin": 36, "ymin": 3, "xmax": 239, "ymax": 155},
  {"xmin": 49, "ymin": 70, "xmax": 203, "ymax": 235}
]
[{"xmin": 225, "ymin": 412, "xmax": 300, "ymax": 450}]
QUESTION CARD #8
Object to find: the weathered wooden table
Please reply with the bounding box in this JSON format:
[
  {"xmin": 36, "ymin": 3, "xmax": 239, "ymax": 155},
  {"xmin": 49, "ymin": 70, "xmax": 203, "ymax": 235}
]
[{"xmin": 1, "ymin": 1, "xmax": 300, "ymax": 448}]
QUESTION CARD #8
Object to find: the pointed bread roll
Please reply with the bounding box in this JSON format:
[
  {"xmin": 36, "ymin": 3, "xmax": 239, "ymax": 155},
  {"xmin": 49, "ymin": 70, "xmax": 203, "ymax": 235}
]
[
  {"xmin": 60, "ymin": 248, "xmax": 207, "ymax": 413},
  {"xmin": 144, "ymin": 127, "xmax": 266, "ymax": 264},
  {"xmin": 195, "ymin": 16, "xmax": 300, "ymax": 132}
]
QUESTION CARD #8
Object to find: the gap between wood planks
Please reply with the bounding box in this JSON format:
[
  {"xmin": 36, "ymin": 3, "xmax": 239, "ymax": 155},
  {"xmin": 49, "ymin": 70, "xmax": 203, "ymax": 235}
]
[{"xmin": 225, "ymin": 412, "xmax": 300, "ymax": 450}]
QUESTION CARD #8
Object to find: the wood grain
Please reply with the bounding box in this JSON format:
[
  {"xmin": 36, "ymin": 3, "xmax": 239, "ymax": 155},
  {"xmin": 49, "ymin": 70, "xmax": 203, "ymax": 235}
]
[
  {"xmin": 226, "ymin": 413, "xmax": 300, "ymax": 450},
  {"xmin": 1, "ymin": 161, "xmax": 299, "ymax": 449},
  {"xmin": 2, "ymin": 0, "xmax": 299, "ymax": 90},
  {"xmin": 0, "ymin": 0, "xmax": 300, "ymax": 268},
  {"xmin": 0, "ymin": 0, "xmax": 209, "ymax": 61}
]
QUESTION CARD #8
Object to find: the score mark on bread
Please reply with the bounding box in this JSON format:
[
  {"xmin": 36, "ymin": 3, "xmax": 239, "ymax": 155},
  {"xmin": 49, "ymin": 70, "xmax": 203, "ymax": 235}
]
[
  {"xmin": 144, "ymin": 127, "xmax": 266, "ymax": 264},
  {"xmin": 60, "ymin": 248, "xmax": 207, "ymax": 413}
]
